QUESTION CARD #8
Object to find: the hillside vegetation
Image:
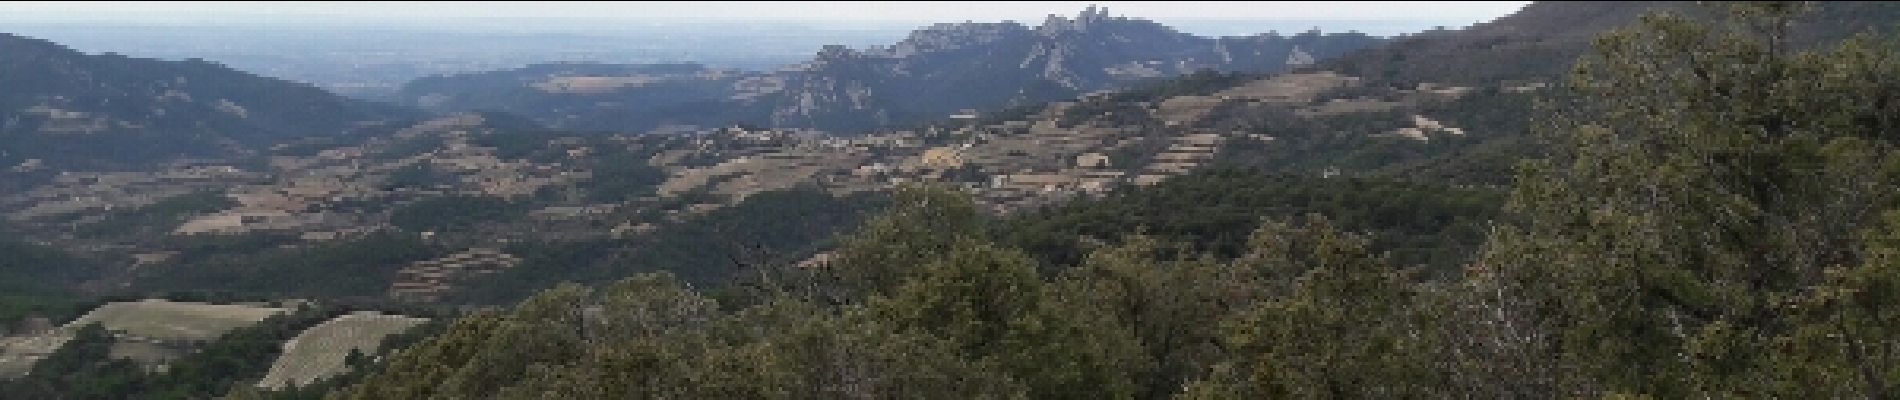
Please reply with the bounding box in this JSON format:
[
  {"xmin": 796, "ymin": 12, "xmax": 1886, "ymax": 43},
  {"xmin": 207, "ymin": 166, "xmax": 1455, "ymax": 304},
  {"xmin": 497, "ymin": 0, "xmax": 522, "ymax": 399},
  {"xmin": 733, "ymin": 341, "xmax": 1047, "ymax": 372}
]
[{"xmin": 330, "ymin": 3, "xmax": 1900, "ymax": 397}]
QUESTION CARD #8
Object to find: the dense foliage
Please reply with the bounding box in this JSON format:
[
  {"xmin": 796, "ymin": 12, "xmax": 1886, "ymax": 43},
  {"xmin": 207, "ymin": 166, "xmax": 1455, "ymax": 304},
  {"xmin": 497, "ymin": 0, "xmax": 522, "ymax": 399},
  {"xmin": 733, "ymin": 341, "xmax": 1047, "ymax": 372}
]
[
  {"xmin": 449, "ymin": 188, "xmax": 887, "ymax": 304},
  {"xmin": 133, "ymin": 232, "xmax": 441, "ymax": 301},
  {"xmin": 388, "ymin": 196, "xmax": 524, "ymax": 233},
  {"xmin": 329, "ymin": 184, "xmax": 1449, "ymax": 399},
  {"xmin": 1474, "ymin": 2, "xmax": 1900, "ymax": 396},
  {"xmin": 326, "ymin": 3, "xmax": 1900, "ymax": 398},
  {"xmin": 999, "ymin": 168, "xmax": 1500, "ymax": 274},
  {"xmin": 0, "ymin": 238, "xmax": 100, "ymax": 335},
  {"xmin": 74, "ymin": 191, "xmax": 237, "ymax": 239},
  {"xmin": 1205, "ymin": 85, "xmax": 1541, "ymax": 186}
]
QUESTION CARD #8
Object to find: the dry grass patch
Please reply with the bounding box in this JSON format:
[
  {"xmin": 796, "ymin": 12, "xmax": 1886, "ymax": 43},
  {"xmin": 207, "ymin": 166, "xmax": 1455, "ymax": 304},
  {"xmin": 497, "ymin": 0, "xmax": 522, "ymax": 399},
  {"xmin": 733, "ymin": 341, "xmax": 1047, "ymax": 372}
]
[{"xmin": 256, "ymin": 312, "xmax": 428, "ymax": 389}]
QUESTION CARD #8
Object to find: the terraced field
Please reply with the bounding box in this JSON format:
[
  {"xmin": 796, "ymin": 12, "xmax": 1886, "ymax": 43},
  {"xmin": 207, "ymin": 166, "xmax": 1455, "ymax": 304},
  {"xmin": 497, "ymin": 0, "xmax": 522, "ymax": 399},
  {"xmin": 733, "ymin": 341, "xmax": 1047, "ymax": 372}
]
[
  {"xmin": 65, "ymin": 300, "xmax": 288, "ymax": 342},
  {"xmin": 0, "ymin": 300, "xmax": 288, "ymax": 377},
  {"xmin": 256, "ymin": 312, "xmax": 428, "ymax": 389}
]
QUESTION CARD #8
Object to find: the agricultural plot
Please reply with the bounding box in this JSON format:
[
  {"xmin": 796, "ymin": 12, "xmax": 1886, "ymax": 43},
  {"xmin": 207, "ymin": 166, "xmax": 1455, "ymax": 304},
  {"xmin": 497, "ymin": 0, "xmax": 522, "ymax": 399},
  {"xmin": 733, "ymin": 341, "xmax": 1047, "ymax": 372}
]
[
  {"xmin": 0, "ymin": 300, "xmax": 287, "ymax": 378},
  {"xmin": 109, "ymin": 340, "xmax": 181, "ymax": 367},
  {"xmin": 64, "ymin": 299, "xmax": 288, "ymax": 342},
  {"xmin": 256, "ymin": 312, "xmax": 428, "ymax": 389},
  {"xmin": 0, "ymin": 334, "xmax": 73, "ymax": 377}
]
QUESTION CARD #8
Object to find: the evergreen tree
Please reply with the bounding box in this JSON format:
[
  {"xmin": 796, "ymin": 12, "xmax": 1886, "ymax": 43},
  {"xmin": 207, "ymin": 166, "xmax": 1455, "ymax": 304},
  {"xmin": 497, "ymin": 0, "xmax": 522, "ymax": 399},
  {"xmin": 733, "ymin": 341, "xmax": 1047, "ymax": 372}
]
[
  {"xmin": 822, "ymin": 184, "xmax": 983, "ymax": 303},
  {"xmin": 1182, "ymin": 216, "xmax": 1437, "ymax": 398},
  {"xmin": 1479, "ymin": 1, "xmax": 1900, "ymax": 396}
]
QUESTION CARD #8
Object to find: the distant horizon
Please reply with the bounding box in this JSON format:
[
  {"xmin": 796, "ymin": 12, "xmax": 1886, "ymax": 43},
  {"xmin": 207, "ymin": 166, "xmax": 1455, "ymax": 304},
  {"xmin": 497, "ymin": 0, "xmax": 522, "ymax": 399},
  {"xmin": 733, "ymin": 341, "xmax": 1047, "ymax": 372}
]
[
  {"xmin": 0, "ymin": 1, "xmax": 1526, "ymax": 36},
  {"xmin": 0, "ymin": 15, "xmax": 1501, "ymax": 39},
  {"xmin": 0, "ymin": 2, "xmax": 1527, "ymax": 21}
]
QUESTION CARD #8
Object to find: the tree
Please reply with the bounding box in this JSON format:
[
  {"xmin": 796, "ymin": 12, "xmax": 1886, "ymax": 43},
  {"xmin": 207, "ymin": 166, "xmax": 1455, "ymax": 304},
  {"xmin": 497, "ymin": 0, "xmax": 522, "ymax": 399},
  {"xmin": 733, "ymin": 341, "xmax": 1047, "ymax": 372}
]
[
  {"xmin": 821, "ymin": 184, "xmax": 982, "ymax": 304},
  {"xmin": 1478, "ymin": 1, "xmax": 1900, "ymax": 396},
  {"xmin": 870, "ymin": 237, "xmax": 1145, "ymax": 399},
  {"xmin": 331, "ymin": 285, "xmax": 589, "ymax": 399},
  {"xmin": 1, "ymin": 323, "xmax": 148, "ymax": 399},
  {"xmin": 1182, "ymin": 216, "xmax": 1438, "ymax": 398},
  {"xmin": 1053, "ymin": 234, "xmax": 1241, "ymax": 399}
]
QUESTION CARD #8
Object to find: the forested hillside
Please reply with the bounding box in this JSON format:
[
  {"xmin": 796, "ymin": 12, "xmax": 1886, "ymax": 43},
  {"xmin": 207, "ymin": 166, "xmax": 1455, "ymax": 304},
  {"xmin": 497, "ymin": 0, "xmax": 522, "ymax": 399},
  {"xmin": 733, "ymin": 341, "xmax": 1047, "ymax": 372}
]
[
  {"xmin": 328, "ymin": 3, "xmax": 1900, "ymax": 397},
  {"xmin": 9, "ymin": 2, "xmax": 1900, "ymax": 397},
  {"xmin": 0, "ymin": 34, "xmax": 412, "ymax": 170}
]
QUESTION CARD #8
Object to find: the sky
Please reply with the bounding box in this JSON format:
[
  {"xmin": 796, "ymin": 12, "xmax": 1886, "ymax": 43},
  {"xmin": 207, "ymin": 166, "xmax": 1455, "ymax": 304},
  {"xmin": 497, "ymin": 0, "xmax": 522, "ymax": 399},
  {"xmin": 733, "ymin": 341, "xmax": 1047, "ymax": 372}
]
[{"xmin": 1, "ymin": 1, "xmax": 1530, "ymax": 26}]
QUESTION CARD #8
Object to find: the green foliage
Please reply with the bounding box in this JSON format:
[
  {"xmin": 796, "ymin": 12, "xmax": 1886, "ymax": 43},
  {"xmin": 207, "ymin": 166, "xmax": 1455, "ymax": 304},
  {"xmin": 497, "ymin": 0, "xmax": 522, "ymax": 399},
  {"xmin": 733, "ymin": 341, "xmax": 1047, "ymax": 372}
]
[
  {"xmin": 336, "ymin": 271, "xmax": 1035, "ymax": 399},
  {"xmin": 371, "ymin": 135, "xmax": 446, "ymax": 161},
  {"xmin": 380, "ymin": 164, "xmax": 449, "ymax": 191},
  {"xmin": 0, "ymin": 238, "xmax": 96, "ymax": 297},
  {"xmin": 0, "ymin": 324, "xmax": 148, "ymax": 399},
  {"xmin": 1183, "ymin": 217, "xmax": 1439, "ymax": 398},
  {"xmin": 870, "ymin": 239, "xmax": 1042, "ymax": 356},
  {"xmin": 468, "ymin": 131, "xmax": 558, "ymax": 161},
  {"xmin": 140, "ymin": 307, "xmax": 339, "ymax": 400},
  {"xmin": 576, "ymin": 153, "xmax": 666, "ymax": 203},
  {"xmin": 1051, "ymin": 235, "xmax": 1244, "ymax": 399},
  {"xmin": 243, "ymin": 318, "xmax": 448, "ymax": 400},
  {"xmin": 388, "ymin": 195, "xmax": 523, "ymax": 233},
  {"xmin": 1000, "ymin": 168, "xmax": 1501, "ymax": 274},
  {"xmin": 1476, "ymin": 2, "xmax": 1900, "ymax": 396},
  {"xmin": 822, "ymin": 184, "xmax": 982, "ymax": 302},
  {"xmin": 0, "ymin": 307, "xmax": 345, "ymax": 399},
  {"xmin": 135, "ymin": 232, "xmax": 440, "ymax": 300},
  {"xmin": 869, "ymin": 239, "xmax": 1146, "ymax": 400},
  {"xmin": 1207, "ymin": 86, "xmax": 1541, "ymax": 186},
  {"xmin": 334, "ymin": 188, "xmax": 1441, "ymax": 399},
  {"xmin": 74, "ymin": 190, "xmax": 235, "ymax": 238},
  {"xmin": 447, "ymin": 188, "xmax": 883, "ymax": 305},
  {"xmin": 0, "ymin": 238, "xmax": 100, "ymax": 331},
  {"xmin": 39, "ymin": 3, "xmax": 1900, "ymax": 397}
]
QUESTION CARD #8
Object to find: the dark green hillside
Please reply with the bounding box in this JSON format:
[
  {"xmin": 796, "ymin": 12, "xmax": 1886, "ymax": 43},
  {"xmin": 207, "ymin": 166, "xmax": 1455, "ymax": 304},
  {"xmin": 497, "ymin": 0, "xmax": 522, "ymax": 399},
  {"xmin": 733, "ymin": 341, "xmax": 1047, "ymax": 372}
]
[
  {"xmin": 0, "ymin": 33, "xmax": 412, "ymax": 169},
  {"xmin": 999, "ymin": 168, "xmax": 1502, "ymax": 274},
  {"xmin": 447, "ymin": 188, "xmax": 888, "ymax": 305},
  {"xmin": 0, "ymin": 237, "xmax": 101, "ymax": 332},
  {"xmin": 1325, "ymin": 1, "xmax": 1900, "ymax": 86}
]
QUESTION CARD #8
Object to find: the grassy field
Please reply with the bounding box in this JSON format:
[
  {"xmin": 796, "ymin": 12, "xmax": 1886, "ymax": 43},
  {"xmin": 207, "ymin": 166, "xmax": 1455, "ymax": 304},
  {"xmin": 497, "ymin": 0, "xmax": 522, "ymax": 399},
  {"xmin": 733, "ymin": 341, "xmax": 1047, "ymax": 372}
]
[
  {"xmin": 0, "ymin": 299, "xmax": 288, "ymax": 377},
  {"xmin": 256, "ymin": 311, "xmax": 428, "ymax": 389},
  {"xmin": 0, "ymin": 334, "xmax": 72, "ymax": 377},
  {"xmin": 63, "ymin": 300, "xmax": 287, "ymax": 342}
]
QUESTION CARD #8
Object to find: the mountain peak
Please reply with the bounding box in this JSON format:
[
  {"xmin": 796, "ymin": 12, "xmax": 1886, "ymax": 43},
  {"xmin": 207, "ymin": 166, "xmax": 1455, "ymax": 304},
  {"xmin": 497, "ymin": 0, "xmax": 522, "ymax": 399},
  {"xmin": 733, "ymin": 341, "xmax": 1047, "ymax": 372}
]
[
  {"xmin": 1036, "ymin": 4, "xmax": 1120, "ymax": 36},
  {"xmin": 399, "ymin": 11, "xmax": 1383, "ymax": 133}
]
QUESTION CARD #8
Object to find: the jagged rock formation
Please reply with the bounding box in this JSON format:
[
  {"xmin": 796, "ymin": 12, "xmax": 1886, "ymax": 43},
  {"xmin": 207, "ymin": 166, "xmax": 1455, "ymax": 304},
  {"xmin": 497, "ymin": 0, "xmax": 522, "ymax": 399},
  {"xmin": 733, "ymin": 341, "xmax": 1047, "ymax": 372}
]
[
  {"xmin": 399, "ymin": 7, "xmax": 1382, "ymax": 133},
  {"xmin": 1284, "ymin": 45, "xmax": 1315, "ymax": 67}
]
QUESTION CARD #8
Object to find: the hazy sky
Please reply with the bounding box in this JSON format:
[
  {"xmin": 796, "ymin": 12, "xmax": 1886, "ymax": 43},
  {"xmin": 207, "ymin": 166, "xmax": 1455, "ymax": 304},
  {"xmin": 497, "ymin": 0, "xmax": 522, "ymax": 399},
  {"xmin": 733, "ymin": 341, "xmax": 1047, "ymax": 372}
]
[{"xmin": 2, "ymin": 1, "xmax": 1530, "ymax": 25}]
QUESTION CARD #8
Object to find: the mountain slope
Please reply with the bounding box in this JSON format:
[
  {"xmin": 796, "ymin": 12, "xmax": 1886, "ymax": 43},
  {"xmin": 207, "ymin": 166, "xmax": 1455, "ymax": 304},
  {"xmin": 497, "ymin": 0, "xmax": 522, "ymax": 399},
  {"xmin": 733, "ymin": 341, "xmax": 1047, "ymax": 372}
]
[
  {"xmin": 399, "ymin": 7, "xmax": 1382, "ymax": 133},
  {"xmin": 1325, "ymin": 1, "xmax": 1900, "ymax": 85},
  {"xmin": 0, "ymin": 33, "xmax": 412, "ymax": 169}
]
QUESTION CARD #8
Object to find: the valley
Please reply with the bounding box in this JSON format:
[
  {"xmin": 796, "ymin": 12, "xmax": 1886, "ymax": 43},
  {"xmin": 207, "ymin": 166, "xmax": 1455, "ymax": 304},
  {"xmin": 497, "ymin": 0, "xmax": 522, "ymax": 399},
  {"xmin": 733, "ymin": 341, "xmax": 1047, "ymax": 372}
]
[{"xmin": 6, "ymin": 1, "xmax": 1900, "ymax": 398}]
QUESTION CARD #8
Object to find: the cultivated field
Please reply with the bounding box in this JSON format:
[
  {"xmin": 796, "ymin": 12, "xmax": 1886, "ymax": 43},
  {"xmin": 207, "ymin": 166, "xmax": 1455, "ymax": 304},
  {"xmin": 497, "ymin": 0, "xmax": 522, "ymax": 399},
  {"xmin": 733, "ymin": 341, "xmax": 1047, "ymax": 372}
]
[
  {"xmin": 0, "ymin": 334, "xmax": 72, "ymax": 377},
  {"xmin": 256, "ymin": 311, "xmax": 428, "ymax": 389},
  {"xmin": 0, "ymin": 300, "xmax": 288, "ymax": 377},
  {"xmin": 64, "ymin": 299, "xmax": 288, "ymax": 342}
]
